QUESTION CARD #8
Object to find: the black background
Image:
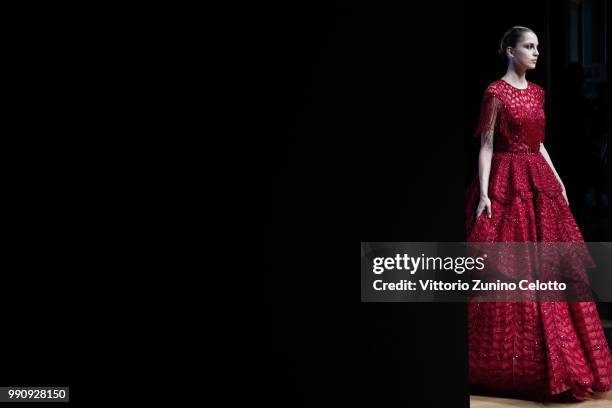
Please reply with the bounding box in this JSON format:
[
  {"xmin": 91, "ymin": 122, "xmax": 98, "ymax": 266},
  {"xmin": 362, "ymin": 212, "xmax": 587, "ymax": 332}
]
[
  {"xmin": 1, "ymin": 4, "xmax": 154, "ymax": 406},
  {"xmin": 263, "ymin": 2, "xmax": 467, "ymax": 407}
]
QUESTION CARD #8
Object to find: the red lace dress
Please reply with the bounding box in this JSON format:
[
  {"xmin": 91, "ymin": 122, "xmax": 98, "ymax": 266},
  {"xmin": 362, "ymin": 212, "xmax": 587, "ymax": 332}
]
[{"xmin": 466, "ymin": 79, "xmax": 612, "ymax": 401}]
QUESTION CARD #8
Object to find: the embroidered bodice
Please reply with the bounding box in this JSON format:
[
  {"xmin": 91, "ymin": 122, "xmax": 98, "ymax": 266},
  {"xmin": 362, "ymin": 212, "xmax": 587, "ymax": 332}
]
[{"xmin": 474, "ymin": 79, "xmax": 546, "ymax": 153}]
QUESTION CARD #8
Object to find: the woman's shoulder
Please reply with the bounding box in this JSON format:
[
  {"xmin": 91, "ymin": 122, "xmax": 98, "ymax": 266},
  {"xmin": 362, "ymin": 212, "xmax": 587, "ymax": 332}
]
[
  {"xmin": 477, "ymin": 81, "xmax": 497, "ymax": 101},
  {"xmin": 479, "ymin": 80, "xmax": 507, "ymax": 103},
  {"xmin": 484, "ymin": 79, "xmax": 505, "ymax": 93},
  {"xmin": 528, "ymin": 81, "xmax": 545, "ymax": 95}
]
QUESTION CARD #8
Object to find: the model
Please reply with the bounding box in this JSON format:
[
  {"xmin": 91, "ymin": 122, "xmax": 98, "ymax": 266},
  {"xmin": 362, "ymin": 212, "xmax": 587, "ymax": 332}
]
[{"xmin": 466, "ymin": 26, "xmax": 612, "ymax": 401}]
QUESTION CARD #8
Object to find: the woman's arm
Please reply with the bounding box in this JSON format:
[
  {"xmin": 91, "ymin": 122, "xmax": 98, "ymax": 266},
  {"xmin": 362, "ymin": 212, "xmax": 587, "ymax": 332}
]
[
  {"xmin": 476, "ymin": 132, "xmax": 494, "ymax": 218},
  {"xmin": 474, "ymin": 91, "xmax": 501, "ymax": 219},
  {"xmin": 540, "ymin": 143, "xmax": 569, "ymax": 204}
]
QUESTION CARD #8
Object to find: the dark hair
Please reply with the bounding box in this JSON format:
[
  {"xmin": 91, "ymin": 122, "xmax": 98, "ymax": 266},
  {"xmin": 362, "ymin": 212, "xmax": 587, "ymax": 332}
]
[{"xmin": 498, "ymin": 26, "xmax": 534, "ymax": 59}]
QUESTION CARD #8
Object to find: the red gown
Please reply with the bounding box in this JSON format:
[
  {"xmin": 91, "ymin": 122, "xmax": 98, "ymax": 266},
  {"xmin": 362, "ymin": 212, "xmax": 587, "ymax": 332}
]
[{"xmin": 466, "ymin": 79, "xmax": 612, "ymax": 401}]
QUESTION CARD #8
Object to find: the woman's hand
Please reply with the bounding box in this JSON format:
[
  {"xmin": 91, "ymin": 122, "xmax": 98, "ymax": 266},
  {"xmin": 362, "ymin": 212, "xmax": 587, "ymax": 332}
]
[
  {"xmin": 476, "ymin": 196, "xmax": 492, "ymax": 219},
  {"xmin": 558, "ymin": 180, "xmax": 569, "ymax": 205}
]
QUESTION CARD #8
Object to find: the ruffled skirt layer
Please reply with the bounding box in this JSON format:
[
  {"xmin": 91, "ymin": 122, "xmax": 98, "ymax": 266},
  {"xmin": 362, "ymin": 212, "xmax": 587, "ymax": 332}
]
[{"xmin": 466, "ymin": 152, "xmax": 612, "ymax": 401}]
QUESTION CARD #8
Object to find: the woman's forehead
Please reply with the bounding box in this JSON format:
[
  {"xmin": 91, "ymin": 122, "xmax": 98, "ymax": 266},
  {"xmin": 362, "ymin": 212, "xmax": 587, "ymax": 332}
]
[{"xmin": 519, "ymin": 32, "xmax": 539, "ymax": 44}]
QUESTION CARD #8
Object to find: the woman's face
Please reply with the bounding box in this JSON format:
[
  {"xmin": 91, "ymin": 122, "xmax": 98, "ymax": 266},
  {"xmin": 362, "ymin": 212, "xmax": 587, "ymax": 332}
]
[{"xmin": 508, "ymin": 31, "xmax": 539, "ymax": 70}]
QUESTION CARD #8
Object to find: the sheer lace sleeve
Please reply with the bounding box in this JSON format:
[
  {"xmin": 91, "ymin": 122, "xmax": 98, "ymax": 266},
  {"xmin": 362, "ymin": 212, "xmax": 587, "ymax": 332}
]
[{"xmin": 474, "ymin": 91, "xmax": 502, "ymax": 139}]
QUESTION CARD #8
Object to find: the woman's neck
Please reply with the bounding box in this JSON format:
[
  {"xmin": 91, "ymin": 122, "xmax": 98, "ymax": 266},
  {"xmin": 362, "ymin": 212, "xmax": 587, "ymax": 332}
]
[{"xmin": 502, "ymin": 68, "xmax": 527, "ymax": 86}]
